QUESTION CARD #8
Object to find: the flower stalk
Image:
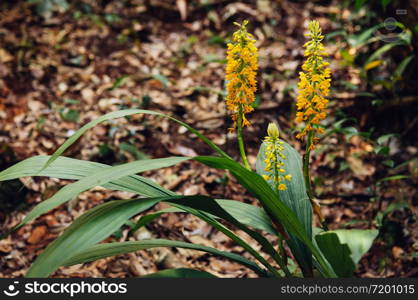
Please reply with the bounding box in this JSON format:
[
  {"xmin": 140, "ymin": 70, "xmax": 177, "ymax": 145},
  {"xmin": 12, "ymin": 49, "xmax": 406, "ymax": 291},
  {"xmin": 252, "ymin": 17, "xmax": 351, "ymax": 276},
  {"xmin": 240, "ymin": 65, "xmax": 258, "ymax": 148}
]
[
  {"xmin": 296, "ymin": 20, "xmax": 331, "ymax": 231},
  {"xmin": 236, "ymin": 107, "xmax": 251, "ymax": 170}
]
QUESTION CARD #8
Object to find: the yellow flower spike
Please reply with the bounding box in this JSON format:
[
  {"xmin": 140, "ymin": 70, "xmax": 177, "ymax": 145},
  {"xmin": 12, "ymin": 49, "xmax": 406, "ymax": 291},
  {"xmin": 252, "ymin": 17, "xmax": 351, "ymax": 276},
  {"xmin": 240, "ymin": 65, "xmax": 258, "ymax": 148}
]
[
  {"xmin": 225, "ymin": 20, "xmax": 258, "ymax": 130},
  {"xmin": 262, "ymin": 123, "xmax": 292, "ymax": 190},
  {"xmin": 295, "ymin": 20, "xmax": 331, "ymax": 148}
]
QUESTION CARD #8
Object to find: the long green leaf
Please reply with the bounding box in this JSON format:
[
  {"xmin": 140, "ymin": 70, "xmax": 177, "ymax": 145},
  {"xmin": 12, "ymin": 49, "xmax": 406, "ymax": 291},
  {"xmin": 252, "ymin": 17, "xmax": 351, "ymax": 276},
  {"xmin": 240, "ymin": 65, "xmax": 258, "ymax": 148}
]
[
  {"xmin": 216, "ymin": 199, "xmax": 276, "ymax": 235},
  {"xmin": 0, "ymin": 155, "xmax": 277, "ymax": 239},
  {"xmin": 315, "ymin": 229, "xmax": 378, "ymax": 277},
  {"xmin": 0, "ymin": 156, "xmax": 174, "ymax": 197},
  {"xmin": 27, "ymin": 197, "xmax": 163, "ymax": 277},
  {"xmin": 164, "ymin": 197, "xmax": 289, "ymax": 276},
  {"xmin": 64, "ymin": 239, "xmax": 261, "ymax": 276},
  {"xmin": 317, "ymin": 229, "xmax": 378, "ymax": 265},
  {"xmin": 162, "ymin": 197, "xmax": 281, "ymax": 277},
  {"xmin": 256, "ymin": 141, "xmax": 313, "ymax": 275},
  {"xmin": 16, "ymin": 157, "xmax": 188, "ymax": 230},
  {"xmin": 0, "ymin": 157, "xmax": 274, "ymax": 272},
  {"xmin": 315, "ymin": 232, "xmax": 355, "ymax": 277},
  {"xmin": 134, "ymin": 199, "xmax": 276, "ymax": 235},
  {"xmin": 132, "ymin": 207, "xmax": 182, "ymax": 232},
  {"xmin": 28, "ymin": 195, "xmax": 268, "ymax": 277},
  {"xmin": 366, "ymin": 42, "xmax": 403, "ymax": 64},
  {"xmin": 393, "ymin": 55, "xmax": 414, "ymax": 80},
  {"xmin": 142, "ymin": 268, "xmax": 217, "ymax": 278},
  {"xmin": 194, "ymin": 156, "xmax": 336, "ymax": 277},
  {"xmin": 44, "ymin": 109, "xmax": 230, "ymax": 170}
]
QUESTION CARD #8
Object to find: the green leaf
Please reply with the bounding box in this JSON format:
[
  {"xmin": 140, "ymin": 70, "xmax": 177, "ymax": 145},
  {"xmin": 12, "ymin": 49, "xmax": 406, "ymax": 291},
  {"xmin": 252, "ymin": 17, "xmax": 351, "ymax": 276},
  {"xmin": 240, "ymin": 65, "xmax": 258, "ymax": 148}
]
[
  {"xmin": 315, "ymin": 229, "xmax": 378, "ymax": 277},
  {"xmin": 366, "ymin": 42, "xmax": 403, "ymax": 65},
  {"xmin": 382, "ymin": 160, "xmax": 394, "ymax": 168},
  {"xmin": 315, "ymin": 232, "xmax": 355, "ymax": 277},
  {"xmin": 375, "ymin": 145, "xmax": 389, "ymax": 155},
  {"xmin": 354, "ymin": 0, "xmax": 366, "ymax": 10},
  {"xmin": 163, "ymin": 196, "xmax": 283, "ymax": 277},
  {"xmin": 377, "ymin": 133, "xmax": 396, "ymax": 145},
  {"xmin": 132, "ymin": 207, "xmax": 181, "ymax": 232},
  {"xmin": 255, "ymin": 141, "xmax": 313, "ymax": 276},
  {"xmin": 63, "ymin": 98, "xmax": 80, "ymax": 105},
  {"xmin": 14, "ymin": 157, "xmax": 189, "ymax": 231},
  {"xmin": 119, "ymin": 142, "xmax": 150, "ymax": 160},
  {"xmin": 0, "ymin": 155, "xmax": 174, "ymax": 197},
  {"xmin": 378, "ymin": 175, "xmax": 409, "ymax": 182},
  {"xmin": 110, "ymin": 75, "xmax": 129, "ymax": 90},
  {"xmin": 143, "ymin": 268, "xmax": 217, "ymax": 278},
  {"xmin": 347, "ymin": 24, "xmax": 381, "ymax": 47},
  {"xmin": 331, "ymin": 230, "xmax": 378, "ymax": 264},
  {"xmin": 28, "ymin": 195, "xmax": 268, "ymax": 277},
  {"xmin": 64, "ymin": 239, "xmax": 260, "ymax": 276},
  {"xmin": 59, "ymin": 108, "xmax": 80, "ymax": 123},
  {"xmin": 215, "ymin": 199, "xmax": 276, "ymax": 235},
  {"xmin": 44, "ymin": 109, "xmax": 230, "ymax": 170},
  {"xmin": 381, "ymin": 0, "xmax": 391, "ymax": 10},
  {"xmin": 0, "ymin": 155, "xmax": 279, "ymax": 270},
  {"xmin": 194, "ymin": 156, "xmax": 336, "ymax": 277},
  {"xmin": 152, "ymin": 74, "xmax": 170, "ymax": 87},
  {"xmin": 133, "ymin": 199, "xmax": 276, "ymax": 235},
  {"xmin": 0, "ymin": 156, "xmax": 276, "ymax": 237},
  {"xmin": 393, "ymin": 55, "xmax": 414, "ymax": 80},
  {"xmin": 27, "ymin": 197, "xmax": 163, "ymax": 277}
]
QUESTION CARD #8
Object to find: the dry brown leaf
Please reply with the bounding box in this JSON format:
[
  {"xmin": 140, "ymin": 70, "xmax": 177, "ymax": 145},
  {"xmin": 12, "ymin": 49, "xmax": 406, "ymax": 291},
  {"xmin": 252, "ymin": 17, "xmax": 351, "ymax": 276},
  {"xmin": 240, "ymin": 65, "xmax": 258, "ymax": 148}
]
[
  {"xmin": 176, "ymin": 0, "xmax": 187, "ymax": 21},
  {"xmin": 27, "ymin": 226, "xmax": 48, "ymax": 245},
  {"xmin": 347, "ymin": 156, "xmax": 376, "ymax": 179}
]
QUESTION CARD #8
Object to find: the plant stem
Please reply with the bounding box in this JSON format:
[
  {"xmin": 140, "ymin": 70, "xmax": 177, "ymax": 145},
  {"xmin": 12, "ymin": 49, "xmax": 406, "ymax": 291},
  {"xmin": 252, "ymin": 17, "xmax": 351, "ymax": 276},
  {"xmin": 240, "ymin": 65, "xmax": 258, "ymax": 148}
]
[
  {"xmin": 276, "ymin": 235, "xmax": 293, "ymax": 277},
  {"xmin": 303, "ymin": 132, "xmax": 314, "ymax": 200},
  {"xmin": 303, "ymin": 131, "xmax": 329, "ymax": 231},
  {"xmin": 237, "ymin": 106, "xmax": 251, "ymax": 170}
]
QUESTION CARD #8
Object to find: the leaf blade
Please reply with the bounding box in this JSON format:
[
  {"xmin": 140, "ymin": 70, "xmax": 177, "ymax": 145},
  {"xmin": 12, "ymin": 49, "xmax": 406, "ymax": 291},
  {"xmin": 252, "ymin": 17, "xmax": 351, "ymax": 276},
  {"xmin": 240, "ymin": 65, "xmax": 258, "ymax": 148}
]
[
  {"xmin": 45, "ymin": 109, "xmax": 230, "ymax": 170},
  {"xmin": 142, "ymin": 268, "xmax": 217, "ymax": 278},
  {"xmin": 64, "ymin": 239, "xmax": 262, "ymax": 276},
  {"xmin": 17, "ymin": 157, "xmax": 188, "ymax": 230},
  {"xmin": 0, "ymin": 155, "xmax": 174, "ymax": 197},
  {"xmin": 315, "ymin": 229, "xmax": 378, "ymax": 277},
  {"xmin": 255, "ymin": 141, "xmax": 313, "ymax": 275},
  {"xmin": 27, "ymin": 197, "xmax": 163, "ymax": 277}
]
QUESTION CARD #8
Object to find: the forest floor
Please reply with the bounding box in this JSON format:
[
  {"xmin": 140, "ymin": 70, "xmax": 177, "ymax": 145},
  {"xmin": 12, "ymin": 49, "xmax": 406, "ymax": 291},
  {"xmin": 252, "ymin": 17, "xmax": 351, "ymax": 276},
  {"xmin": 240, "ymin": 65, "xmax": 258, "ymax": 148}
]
[{"xmin": 0, "ymin": 0, "xmax": 417, "ymax": 278}]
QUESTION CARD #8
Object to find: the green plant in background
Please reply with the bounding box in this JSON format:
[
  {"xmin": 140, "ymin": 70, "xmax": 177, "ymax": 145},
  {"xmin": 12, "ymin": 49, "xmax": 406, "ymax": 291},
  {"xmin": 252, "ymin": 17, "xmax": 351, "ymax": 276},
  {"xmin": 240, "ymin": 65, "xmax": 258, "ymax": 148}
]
[
  {"xmin": 328, "ymin": 1, "xmax": 416, "ymax": 107},
  {"xmin": 27, "ymin": 0, "xmax": 69, "ymax": 17},
  {"xmin": 0, "ymin": 21, "xmax": 378, "ymax": 278}
]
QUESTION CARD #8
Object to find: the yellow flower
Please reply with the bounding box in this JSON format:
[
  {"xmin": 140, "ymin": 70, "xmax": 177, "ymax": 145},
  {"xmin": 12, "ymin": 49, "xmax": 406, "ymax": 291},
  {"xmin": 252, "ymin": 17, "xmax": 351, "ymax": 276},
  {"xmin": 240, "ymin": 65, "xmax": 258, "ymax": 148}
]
[
  {"xmin": 278, "ymin": 184, "xmax": 287, "ymax": 191},
  {"xmin": 295, "ymin": 20, "xmax": 331, "ymax": 149},
  {"xmin": 225, "ymin": 20, "xmax": 258, "ymax": 130},
  {"xmin": 284, "ymin": 174, "xmax": 292, "ymax": 181},
  {"xmin": 262, "ymin": 123, "xmax": 292, "ymax": 190}
]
